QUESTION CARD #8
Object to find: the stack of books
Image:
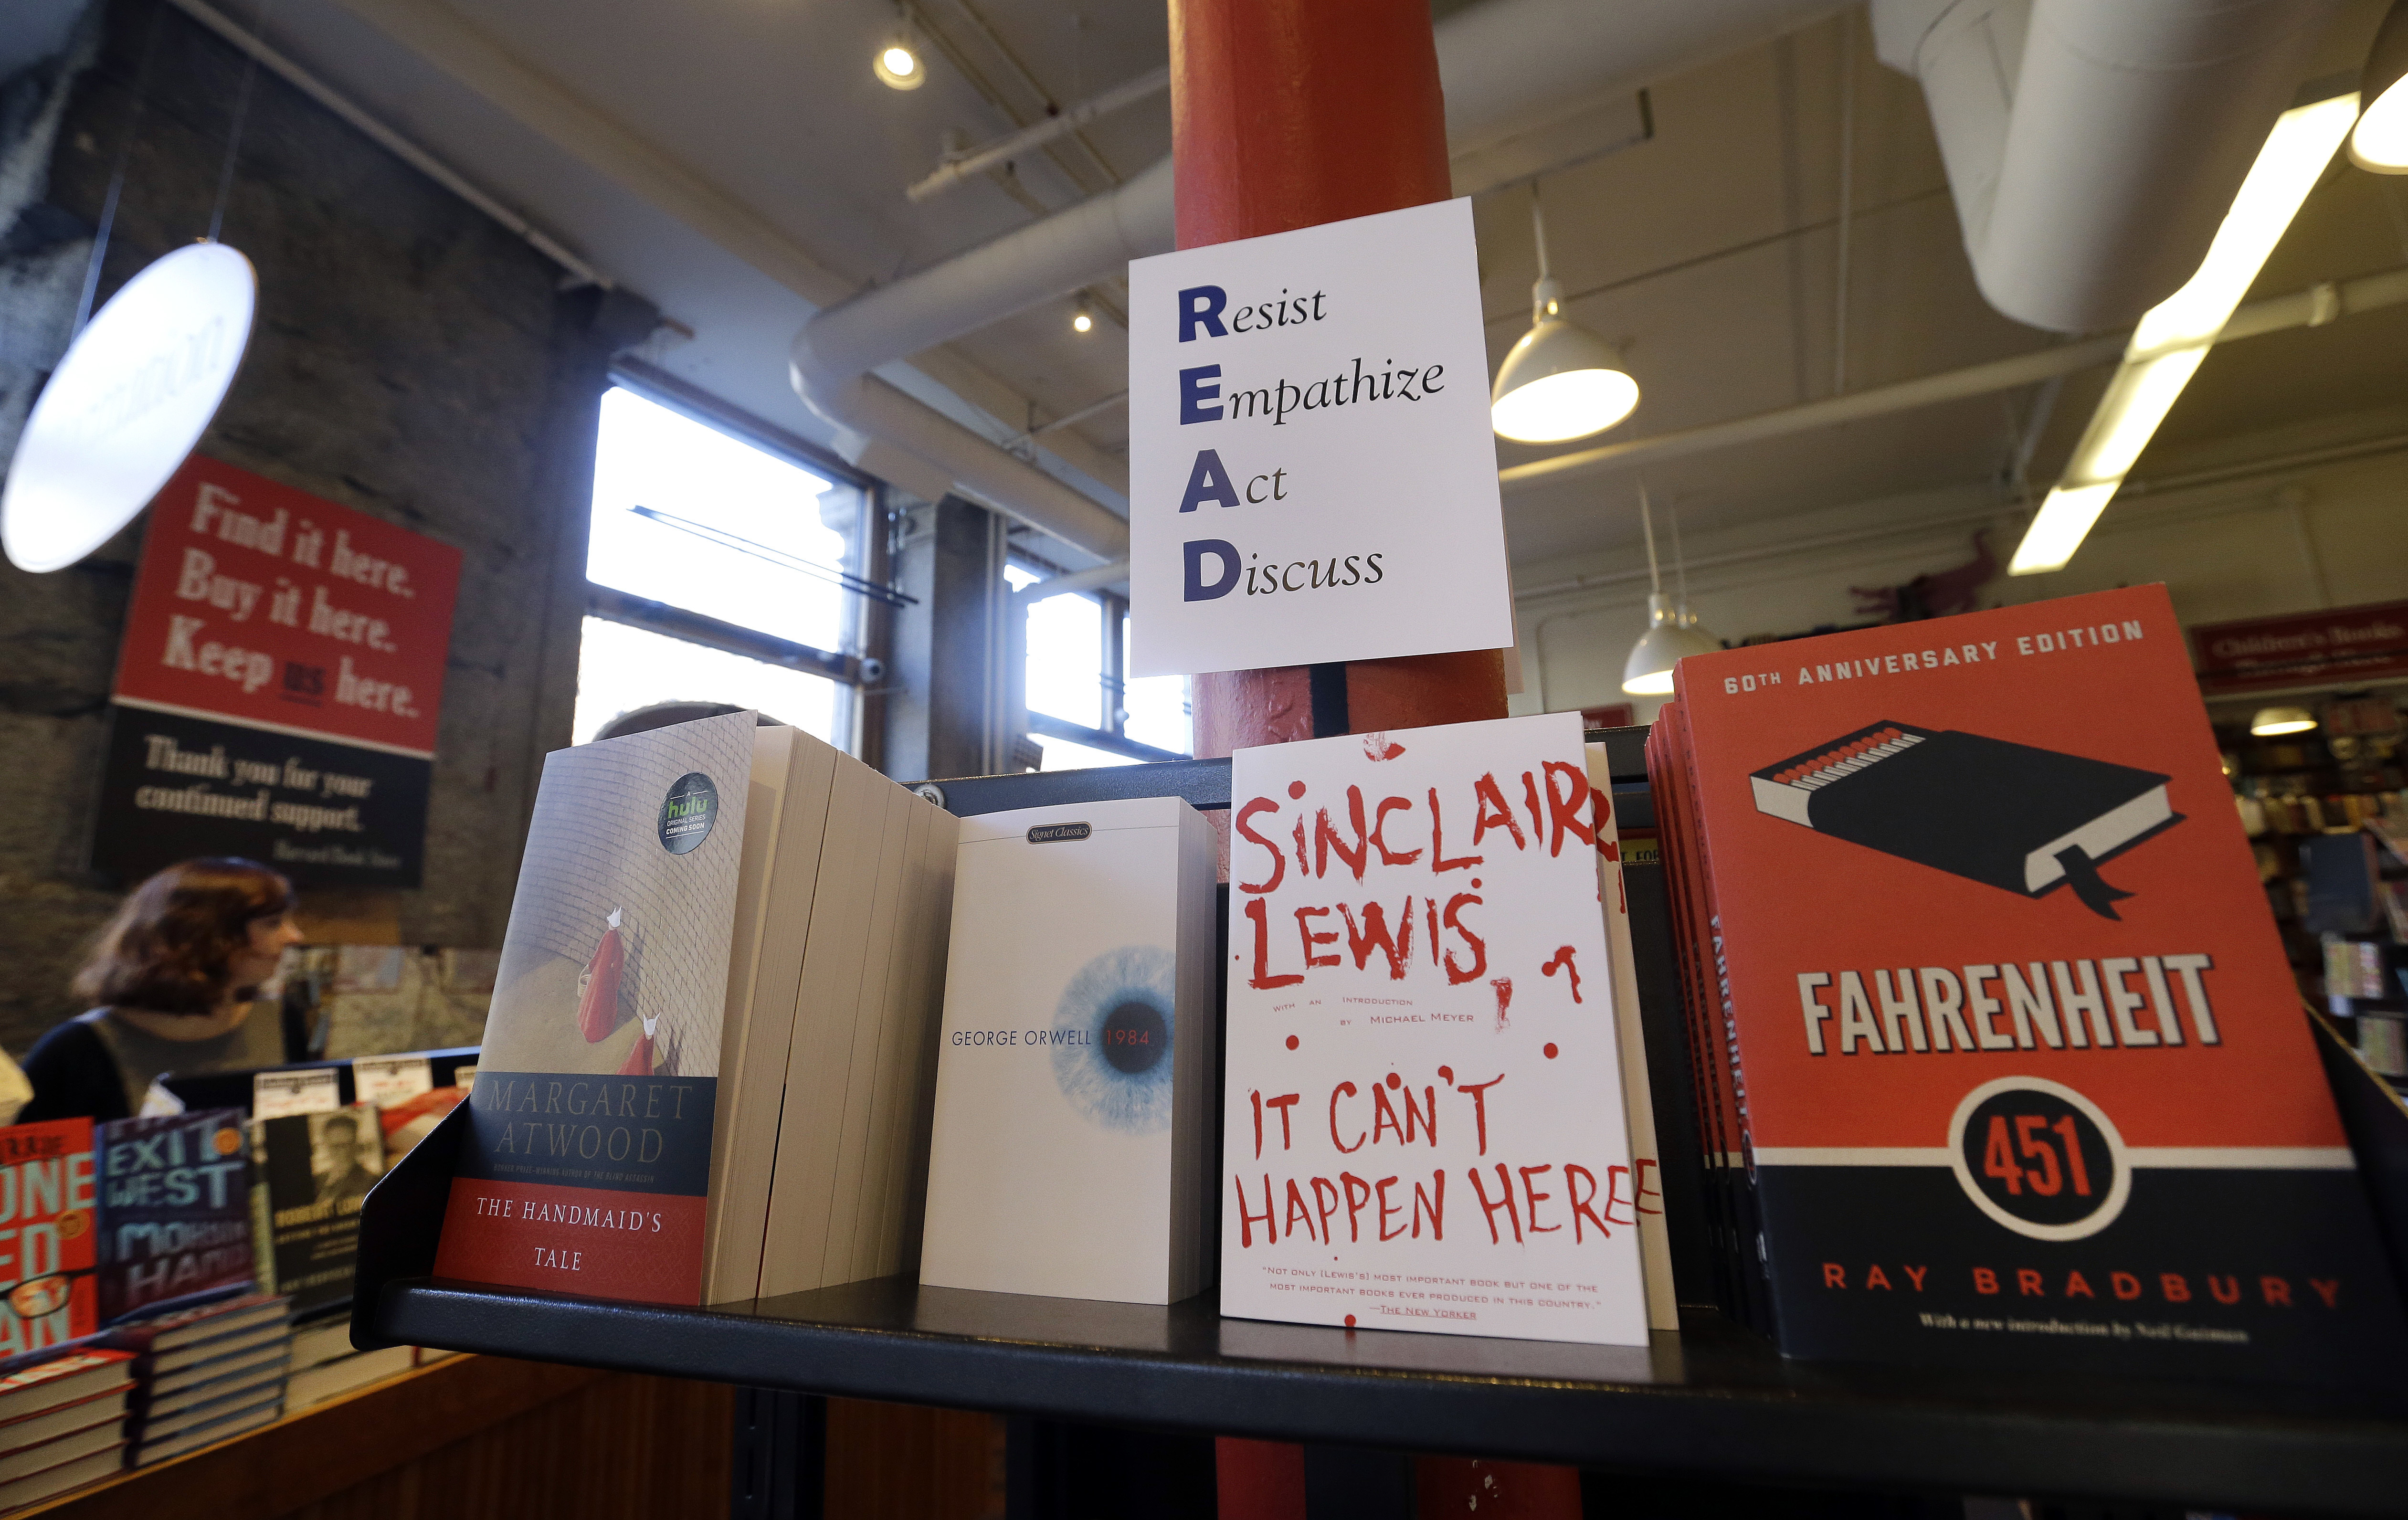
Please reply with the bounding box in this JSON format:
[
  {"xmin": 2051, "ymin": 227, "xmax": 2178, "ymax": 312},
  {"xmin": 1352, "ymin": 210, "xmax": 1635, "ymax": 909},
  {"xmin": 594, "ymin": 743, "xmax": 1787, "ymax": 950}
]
[
  {"xmin": 0, "ymin": 1349, "xmax": 133, "ymax": 1510},
  {"xmin": 284, "ymin": 1318, "xmax": 413, "ymax": 1413},
  {"xmin": 432, "ymin": 712, "xmax": 958, "ymax": 1307},
  {"xmin": 106, "ymin": 1293, "xmax": 290, "ymax": 1467},
  {"xmin": 1648, "ymin": 584, "xmax": 2408, "ymax": 1376}
]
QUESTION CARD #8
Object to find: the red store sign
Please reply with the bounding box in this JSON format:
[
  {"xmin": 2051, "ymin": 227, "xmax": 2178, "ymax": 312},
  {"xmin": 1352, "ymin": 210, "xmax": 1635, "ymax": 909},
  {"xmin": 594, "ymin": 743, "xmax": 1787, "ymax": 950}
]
[
  {"xmin": 2187, "ymin": 599, "xmax": 2408, "ymax": 696},
  {"xmin": 113, "ymin": 457, "xmax": 462, "ymax": 756}
]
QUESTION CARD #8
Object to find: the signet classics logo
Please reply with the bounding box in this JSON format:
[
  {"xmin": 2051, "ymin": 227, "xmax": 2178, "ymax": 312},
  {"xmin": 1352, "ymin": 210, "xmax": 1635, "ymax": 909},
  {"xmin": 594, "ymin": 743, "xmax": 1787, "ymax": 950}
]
[{"xmin": 658, "ymin": 771, "xmax": 719, "ymax": 854}]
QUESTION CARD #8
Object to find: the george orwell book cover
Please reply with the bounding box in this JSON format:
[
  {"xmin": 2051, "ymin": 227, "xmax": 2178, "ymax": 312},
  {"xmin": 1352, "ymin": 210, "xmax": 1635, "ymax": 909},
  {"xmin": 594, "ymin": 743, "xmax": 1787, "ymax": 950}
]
[{"xmin": 919, "ymin": 797, "xmax": 1218, "ymax": 1305}]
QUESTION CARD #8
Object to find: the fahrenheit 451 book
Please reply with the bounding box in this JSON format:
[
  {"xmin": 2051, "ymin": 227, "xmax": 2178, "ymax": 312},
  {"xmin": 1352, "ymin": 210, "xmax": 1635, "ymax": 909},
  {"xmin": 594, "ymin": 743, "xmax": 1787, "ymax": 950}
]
[
  {"xmin": 1667, "ymin": 583, "xmax": 2408, "ymax": 1378},
  {"xmin": 1220, "ymin": 713, "xmax": 1652, "ymax": 1345}
]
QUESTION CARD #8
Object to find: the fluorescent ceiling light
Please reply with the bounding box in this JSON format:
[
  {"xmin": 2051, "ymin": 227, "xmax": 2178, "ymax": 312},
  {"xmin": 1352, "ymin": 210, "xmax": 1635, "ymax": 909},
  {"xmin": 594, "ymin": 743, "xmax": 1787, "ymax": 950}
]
[
  {"xmin": 2007, "ymin": 481, "xmax": 2118, "ymax": 576},
  {"xmin": 2009, "ymin": 93, "xmax": 2357, "ymax": 577},
  {"xmin": 2070, "ymin": 347, "xmax": 2208, "ymax": 482}
]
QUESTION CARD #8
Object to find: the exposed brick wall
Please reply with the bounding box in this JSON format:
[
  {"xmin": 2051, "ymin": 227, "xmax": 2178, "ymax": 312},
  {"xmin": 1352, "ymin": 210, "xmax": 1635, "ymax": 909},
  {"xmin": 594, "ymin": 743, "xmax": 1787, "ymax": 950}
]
[{"xmin": 0, "ymin": 0, "xmax": 647, "ymax": 1055}]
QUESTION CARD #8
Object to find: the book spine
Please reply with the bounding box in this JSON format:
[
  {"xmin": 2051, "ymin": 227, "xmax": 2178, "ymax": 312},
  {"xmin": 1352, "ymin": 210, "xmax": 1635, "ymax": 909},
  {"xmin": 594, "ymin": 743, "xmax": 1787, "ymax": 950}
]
[{"xmin": 1648, "ymin": 718, "xmax": 1746, "ymax": 1324}]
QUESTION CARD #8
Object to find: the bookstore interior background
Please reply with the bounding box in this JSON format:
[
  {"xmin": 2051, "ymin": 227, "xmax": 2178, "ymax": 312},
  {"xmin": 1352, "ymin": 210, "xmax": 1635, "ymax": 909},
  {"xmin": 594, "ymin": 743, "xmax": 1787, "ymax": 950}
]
[{"xmin": 4, "ymin": 0, "xmax": 2408, "ymax": 1516}]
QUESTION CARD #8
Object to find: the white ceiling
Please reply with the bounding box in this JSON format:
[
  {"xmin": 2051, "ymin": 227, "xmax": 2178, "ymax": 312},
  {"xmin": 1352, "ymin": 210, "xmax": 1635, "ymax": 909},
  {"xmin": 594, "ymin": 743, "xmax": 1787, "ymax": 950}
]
[{"xmin": 219, "ymin": 0, "xmax": 2408, "ymax": 578}]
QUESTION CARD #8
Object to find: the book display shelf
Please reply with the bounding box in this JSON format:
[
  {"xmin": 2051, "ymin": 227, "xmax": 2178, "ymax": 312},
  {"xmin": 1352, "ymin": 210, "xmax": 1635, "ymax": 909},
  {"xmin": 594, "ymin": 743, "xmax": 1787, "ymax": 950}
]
[{"xmin": 349, "ymin": 733, "xmax": 2408, "ymax": 1518}]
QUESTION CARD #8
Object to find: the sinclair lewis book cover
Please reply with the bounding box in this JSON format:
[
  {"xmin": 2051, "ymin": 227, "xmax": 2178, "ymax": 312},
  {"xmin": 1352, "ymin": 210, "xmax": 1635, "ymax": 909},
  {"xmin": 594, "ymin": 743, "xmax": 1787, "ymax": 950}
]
[
  {"xmin": 1220, "ymin": 713, "xmax": 1652, "ymax": 1346},
  {"xmin": 431, "ymin": 712, "xmax": 751, "ymax": 1305},
  {"xmin": 1675, "ymin": 583, "xmax": 2408, "ymax": 1378}
]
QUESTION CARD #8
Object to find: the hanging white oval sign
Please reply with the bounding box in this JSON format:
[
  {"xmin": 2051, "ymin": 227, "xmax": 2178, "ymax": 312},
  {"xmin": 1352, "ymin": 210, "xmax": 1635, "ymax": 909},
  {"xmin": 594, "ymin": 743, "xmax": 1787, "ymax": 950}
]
[{"xmin": 1, "ymin": 241, "xmax": 256, "ymax": 572}]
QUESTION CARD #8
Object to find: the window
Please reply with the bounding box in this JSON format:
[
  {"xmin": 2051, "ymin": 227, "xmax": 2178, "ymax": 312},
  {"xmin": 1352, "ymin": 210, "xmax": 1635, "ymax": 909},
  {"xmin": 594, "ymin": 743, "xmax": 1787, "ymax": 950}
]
[
  {"xmin": 576, "ymin": 386, "xmax": 867, "ymax": 746},
  {"xmin": 1007, "ymin": 563, "xmax": 1191, "ymax": 770}
]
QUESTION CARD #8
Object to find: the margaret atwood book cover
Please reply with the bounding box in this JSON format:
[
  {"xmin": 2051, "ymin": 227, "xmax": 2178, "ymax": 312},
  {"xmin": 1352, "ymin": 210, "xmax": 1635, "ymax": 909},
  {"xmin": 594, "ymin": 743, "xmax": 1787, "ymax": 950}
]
[
  {"xmin": 432, "ymin": 712, "xmax": 752, "ymax": 1305},
  {"xmin": 1674, "ymin": 583, "xmax": 2408, "ymax": 1377}
]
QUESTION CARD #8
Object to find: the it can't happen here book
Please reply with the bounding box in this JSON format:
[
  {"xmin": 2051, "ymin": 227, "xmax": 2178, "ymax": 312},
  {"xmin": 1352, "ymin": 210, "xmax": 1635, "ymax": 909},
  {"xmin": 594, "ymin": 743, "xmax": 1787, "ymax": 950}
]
[
  {"xmin": 1221, "ymin": 713, "xmax": 1651, "ymax": 1345},
  {"xmin": 433, "ymin": 713, "xmax": 752, "ymax": 1304},
  {"xmin": 1676, "ymin": 583, "xmax": 2408, "ymax": 1376}
]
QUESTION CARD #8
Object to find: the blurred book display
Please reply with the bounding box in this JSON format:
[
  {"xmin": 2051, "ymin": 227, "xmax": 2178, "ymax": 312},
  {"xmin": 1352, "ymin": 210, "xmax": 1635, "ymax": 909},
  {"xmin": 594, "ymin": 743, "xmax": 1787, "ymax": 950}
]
[
  {"xmin": 249, "ymin": 1103, "xmax": 384, "ymax": 1319},
  {"xmin": 434, "ymin": 712, "xmax": 959, "ymax": 1307},
  {"xmin": 105, "ymin": 1293, "xmax": 291, "ymax": 1467},
  {"xmin": 0, "ymin": 1121, "xmax": 97, "ymax": 1359},
  {"xmin": 277, "ymin": 946, "xmax": 497, "ymax": 1059},
  {"xmin": 1652, "ymin": 584, "xmax": 2408, "ymax": 1378},
  {"xmin": 95, "ymin": 1110, "xmax": 253, "ymax": 1323},
  {"xmin": 0, "ymin": 1348, "xmax": 132, "ymax": 1507}
]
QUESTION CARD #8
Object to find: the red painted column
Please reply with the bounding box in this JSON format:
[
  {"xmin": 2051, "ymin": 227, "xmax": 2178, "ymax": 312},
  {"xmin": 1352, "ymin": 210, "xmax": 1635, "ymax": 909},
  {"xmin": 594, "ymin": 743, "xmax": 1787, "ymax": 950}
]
[
  {"xmin": 1172, "ymin": 6, "xmax": 1554, "ymax": 1518},
  {"xmin": 1172, "ymin": 0, "xmax": 1508, "ymax": 759}
]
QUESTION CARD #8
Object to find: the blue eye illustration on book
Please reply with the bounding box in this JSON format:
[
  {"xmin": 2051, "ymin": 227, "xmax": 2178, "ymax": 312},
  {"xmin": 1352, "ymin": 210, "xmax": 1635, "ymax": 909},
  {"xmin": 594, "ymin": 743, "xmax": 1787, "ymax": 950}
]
[
  {"xmin": 1053, "ymin": 945, "xmax": 1176, "ymax": 1134},
  {"xmin": 1750, "ymin": 720, "xmax": 2182, "ymax": 919}
]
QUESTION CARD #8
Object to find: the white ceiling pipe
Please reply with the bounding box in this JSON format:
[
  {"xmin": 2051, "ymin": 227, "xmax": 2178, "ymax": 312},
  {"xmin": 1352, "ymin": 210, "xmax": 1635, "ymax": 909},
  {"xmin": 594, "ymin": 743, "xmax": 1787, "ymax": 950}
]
[
  {"xmin": 1500, "ymin": 264, "xmax": 2408, "ymax": 491},
  {"xmin": 802, "ymin": 158, "xmax": 1173, "ymax": 391},
  {"xmin": 1876, "ymin": 0, "xmax": 2341, "ymax": 334},
  {"xmin": 803, "ymin": 369, "xmax": 1133, "ymax": 559},
  {"xmin": 909, "ymin": 67, "xmax": 1172, "ymax": 204},
  {"xmin": 792, "ymin": 0, "xmax": 1841, "ymax": 559}
]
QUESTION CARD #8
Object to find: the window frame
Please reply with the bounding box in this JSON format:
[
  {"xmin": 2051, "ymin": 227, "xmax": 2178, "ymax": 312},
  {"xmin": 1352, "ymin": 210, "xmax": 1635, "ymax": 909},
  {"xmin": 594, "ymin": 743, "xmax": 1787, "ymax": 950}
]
[{"xmin": 584, "ymin": 362, "xmax": 890, "ymax": 753}]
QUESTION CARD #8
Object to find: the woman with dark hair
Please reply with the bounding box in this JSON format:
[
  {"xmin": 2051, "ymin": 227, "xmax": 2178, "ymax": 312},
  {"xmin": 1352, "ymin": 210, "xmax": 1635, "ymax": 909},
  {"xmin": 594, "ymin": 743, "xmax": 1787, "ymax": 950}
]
[{"xmin": 19, "ymin": 858, "xmax": 304, "ymax": 1121}]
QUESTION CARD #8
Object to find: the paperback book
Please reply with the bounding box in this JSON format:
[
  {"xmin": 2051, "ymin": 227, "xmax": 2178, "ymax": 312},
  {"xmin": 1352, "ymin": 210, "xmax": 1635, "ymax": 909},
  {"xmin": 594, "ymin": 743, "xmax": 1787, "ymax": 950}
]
[
  {"xmin": 921, "ymin": 797, "xmax": 1218, "ymax": 1303},
  {"xmin": 1219, "ymin": 713, "xmax": 1652, "ymax": 1345},
  {"xmin": 1660, "ymin": 583, "xmax": 2408, "ymax": 1377},
  {"xmin": 96, "ymin": 1109, "xmax": 253, "ymax": 1323},
  {"xmin": 436, "ymin": 714, "xmax": 959, "ymax": 1306},
  {"xmin": 249, "ymin": 1104, "xmax": 383, "ymax": 1317},
  {"xmin": 0, "ymin": 1121, "xmax": 97, "ymax": 1359}
]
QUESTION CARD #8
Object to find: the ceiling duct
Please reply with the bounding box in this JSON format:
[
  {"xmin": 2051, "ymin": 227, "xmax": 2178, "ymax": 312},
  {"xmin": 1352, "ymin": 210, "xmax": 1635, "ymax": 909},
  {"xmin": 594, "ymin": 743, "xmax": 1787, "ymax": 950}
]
[
  {"xmin": 792, "ymin": 0, "xmax": 1842, "ymax": 559},
  {"xmin": 1873, "ymin": 0, "xmax": 2341, "ymax": 333}
]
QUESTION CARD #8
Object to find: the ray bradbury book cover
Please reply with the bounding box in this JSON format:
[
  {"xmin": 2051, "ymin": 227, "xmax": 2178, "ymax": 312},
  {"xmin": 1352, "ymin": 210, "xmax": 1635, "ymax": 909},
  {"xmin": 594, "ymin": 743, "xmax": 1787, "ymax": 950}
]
[
  {"xmin": 1672, "ymin": 583, "xmax": 2407, "ymax": 1378},
  {"xmin": 1219, "ymin": 713, "xmax": 1652, "ymax": 1346}
]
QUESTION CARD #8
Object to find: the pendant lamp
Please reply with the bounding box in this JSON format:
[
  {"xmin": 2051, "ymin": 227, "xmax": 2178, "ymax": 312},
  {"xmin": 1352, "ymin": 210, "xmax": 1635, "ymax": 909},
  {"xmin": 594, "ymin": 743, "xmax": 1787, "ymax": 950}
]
[
  {"xmin": 1491, "ymin": 188, "xmax": 1640, "ymax": 445},
  {"xmin": 1621, "ymin": 485, "xmax": 1721, "ymax": 697},
  {"xmin": 2249, "ymin": 705, "xmax": 2317, "ymax": 737},
  {"xmin": 2351, "ymin": 0, "xmax": 2408, "ymax": 172}
]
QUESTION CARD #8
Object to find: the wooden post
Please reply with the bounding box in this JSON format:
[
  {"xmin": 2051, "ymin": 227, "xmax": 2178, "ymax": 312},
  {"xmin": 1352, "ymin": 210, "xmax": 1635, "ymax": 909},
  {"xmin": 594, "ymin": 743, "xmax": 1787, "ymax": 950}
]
[{"xmin": 1172, "ymin": 0, "xmax": 1508, "ymax": 756}]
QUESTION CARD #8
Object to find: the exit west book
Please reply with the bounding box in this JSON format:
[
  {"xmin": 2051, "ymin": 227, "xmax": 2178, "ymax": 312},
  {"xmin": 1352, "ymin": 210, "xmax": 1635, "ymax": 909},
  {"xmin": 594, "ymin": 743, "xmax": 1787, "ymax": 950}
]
[{"xmin": 1667, "ymin": 584, "xmax": 2407, "ymax": 1377}]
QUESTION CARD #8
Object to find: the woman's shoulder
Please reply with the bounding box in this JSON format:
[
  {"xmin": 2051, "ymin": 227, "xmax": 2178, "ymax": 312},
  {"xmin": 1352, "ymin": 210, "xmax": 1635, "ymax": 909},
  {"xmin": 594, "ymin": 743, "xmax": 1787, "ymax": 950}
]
[{"xmin": 25, "ymin": 1011, "xmax": 112, "ymax": 1059}]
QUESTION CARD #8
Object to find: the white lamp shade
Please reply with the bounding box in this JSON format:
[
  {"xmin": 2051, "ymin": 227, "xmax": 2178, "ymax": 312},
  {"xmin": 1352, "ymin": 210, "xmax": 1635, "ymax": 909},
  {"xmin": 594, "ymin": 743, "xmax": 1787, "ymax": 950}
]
[
  {"xmin": 1621, "ymin": 595, "xmax": 1720, "ymax": 696},
  {"xmin": 2, "ymin": 242, "xmax": 255, "ymax": 573},
  {"xmin": 2352, "ymin": 1, "xmax": 2408, "ymax": 172},
  {"xmin": 1491, "ymin": 318, "xmax": 1639, "ymax": 444},
  {"xmin": 2249, "ymin": 705, "xmax": 2318, "ymax": 736}
]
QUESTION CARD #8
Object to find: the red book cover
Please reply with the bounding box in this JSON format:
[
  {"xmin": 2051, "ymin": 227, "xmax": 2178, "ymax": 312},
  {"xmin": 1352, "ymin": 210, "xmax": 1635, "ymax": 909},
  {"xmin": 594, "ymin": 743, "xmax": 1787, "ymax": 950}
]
[
  {"xmin": 0, "ymin": 1122, "xmax": 98, "ymax": 1359},
  {"xmin": 1672, "ymin": 584, "xmax": 2407, "ymax": 1378}
]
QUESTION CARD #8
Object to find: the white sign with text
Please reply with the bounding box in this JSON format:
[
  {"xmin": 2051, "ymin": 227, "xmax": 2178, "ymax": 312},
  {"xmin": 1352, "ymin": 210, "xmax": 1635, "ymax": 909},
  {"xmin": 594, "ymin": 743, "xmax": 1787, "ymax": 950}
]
[{"xmin": 1126, "ymin": 199, "xmax": 1512, "ymax": 676}]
